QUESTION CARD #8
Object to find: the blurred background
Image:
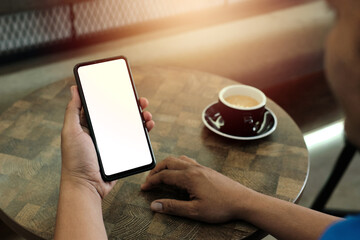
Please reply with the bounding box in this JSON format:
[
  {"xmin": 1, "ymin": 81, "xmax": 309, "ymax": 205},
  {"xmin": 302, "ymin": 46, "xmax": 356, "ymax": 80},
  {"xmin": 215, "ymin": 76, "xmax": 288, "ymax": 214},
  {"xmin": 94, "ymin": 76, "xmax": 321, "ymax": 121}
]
[{"xmin": 0, "ymin": 0, "xmax": 359, "ymax": 239}]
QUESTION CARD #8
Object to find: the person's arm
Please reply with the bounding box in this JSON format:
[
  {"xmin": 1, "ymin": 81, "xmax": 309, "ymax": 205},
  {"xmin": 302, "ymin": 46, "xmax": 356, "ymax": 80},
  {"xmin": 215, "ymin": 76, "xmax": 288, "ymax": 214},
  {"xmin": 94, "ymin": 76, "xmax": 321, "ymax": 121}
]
[
  {"xmin": 55, "ymin": 176, "xmax": 107, "ymax": 239},
  {"xmin": 55, "ymin": 86, "xmax": 154, "ymax": 239},
  {"xmin": 241, "ymin": 189, "xmax": 341, "ymax": 240},
  {"xmin": 141, "ymin": 156, "xmax": 342, "ymax": 240}
]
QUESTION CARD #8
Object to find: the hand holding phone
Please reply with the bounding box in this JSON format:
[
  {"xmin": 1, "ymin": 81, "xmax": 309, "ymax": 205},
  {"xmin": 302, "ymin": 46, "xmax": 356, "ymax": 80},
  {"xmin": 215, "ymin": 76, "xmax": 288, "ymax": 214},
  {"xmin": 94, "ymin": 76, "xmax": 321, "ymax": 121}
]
[
  {"xmin": 61, "ymin": 86, "xmax": 154, "ymax": 201},
  {"xmin": 72, "ymin": 56, "xmax": 156, "ymax": 181}
]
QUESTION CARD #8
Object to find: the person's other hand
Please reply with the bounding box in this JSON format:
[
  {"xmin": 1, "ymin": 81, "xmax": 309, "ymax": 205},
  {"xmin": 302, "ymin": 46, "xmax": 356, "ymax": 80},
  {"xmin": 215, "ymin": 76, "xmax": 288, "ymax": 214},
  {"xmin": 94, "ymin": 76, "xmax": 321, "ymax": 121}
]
[
  {"xmin": 61, "ymin": 86, "xmax": 155, "ymax": 198},
  {"xmin": 141, "ymin": 155, "xmax": 254, "ymax": 223}
]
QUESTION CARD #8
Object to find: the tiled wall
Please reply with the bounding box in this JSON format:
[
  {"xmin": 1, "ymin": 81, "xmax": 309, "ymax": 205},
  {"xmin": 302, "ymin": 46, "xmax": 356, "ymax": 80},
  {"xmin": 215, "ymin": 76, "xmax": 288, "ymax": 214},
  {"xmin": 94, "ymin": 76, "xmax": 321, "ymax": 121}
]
[
  {"xmin": 0, "ymin": 0, "xmax": 231, "ymax": 59},
  {"xmin": 0, "ymin": 0, "xmax": 90, "ymax": 14},
  {"xmin": 0, "ymin": 0, "xmax": 311, "ymax": 62}
]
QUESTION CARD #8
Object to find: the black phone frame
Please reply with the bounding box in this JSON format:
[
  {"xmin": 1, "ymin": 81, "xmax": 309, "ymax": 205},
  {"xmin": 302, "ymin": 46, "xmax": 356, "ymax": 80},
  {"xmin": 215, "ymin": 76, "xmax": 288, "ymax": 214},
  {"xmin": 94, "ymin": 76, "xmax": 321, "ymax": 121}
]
[{"xmin": 73, "ymin": 56, "xmax": 156, "ymax": 181}]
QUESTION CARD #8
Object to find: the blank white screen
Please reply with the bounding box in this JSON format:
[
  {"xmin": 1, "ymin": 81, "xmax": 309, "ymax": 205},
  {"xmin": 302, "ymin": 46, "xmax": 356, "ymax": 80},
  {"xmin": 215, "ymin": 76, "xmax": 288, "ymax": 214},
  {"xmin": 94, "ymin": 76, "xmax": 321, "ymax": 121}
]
[{"xmin": 78, "ymin": 59, "xmax": 153, "ymax": 176}]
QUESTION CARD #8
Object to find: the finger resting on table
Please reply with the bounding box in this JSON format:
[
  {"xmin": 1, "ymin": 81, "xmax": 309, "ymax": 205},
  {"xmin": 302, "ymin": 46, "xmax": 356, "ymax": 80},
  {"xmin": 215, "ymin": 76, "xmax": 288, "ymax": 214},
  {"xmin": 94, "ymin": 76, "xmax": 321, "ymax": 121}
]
[
  {"xmin": 141, "ymin": 169, "xmax": 185, "ymax": 190},
  {"xmin": 150, "ymin": 199, "xmax": 198, "ymax": 219},
  {"xmin": 147, "ymin": 156, "xmax": 191, "ymax": 179}
]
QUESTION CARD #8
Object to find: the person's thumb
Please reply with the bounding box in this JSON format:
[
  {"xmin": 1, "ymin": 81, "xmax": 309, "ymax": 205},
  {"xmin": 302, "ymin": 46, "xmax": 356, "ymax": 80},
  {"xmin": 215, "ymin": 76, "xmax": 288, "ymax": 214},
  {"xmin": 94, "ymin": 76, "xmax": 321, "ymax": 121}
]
[
  {"xmin": 150, "ymin": 199, "xmax": 197, "ymax": 219},
  {"xmin": 63, "ymin": 86, "xmax": 82, "ymax": 132}
]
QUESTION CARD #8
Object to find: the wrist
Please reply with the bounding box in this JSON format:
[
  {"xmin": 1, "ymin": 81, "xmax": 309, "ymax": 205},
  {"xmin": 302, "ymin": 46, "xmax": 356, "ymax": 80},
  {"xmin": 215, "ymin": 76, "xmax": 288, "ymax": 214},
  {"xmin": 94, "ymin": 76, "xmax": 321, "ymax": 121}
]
[
  {"xmin": 60, "ymin": 169, "xmax": 102, "ymax": 201},
  {"xmin": 232, "ymin": 184, "xmax": 262, "ymax": 221},
  {"xmin": 56, "ymin": 170, "xmax": 106, "ymax": 240}
]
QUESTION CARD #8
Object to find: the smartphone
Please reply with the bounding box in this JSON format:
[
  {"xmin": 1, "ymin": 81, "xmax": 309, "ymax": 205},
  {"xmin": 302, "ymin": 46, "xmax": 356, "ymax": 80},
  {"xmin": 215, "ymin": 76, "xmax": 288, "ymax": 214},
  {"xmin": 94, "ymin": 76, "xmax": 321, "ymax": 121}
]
[{"xmin": 73, "ymin": 56, "xmax": 156, "ymax": 181}]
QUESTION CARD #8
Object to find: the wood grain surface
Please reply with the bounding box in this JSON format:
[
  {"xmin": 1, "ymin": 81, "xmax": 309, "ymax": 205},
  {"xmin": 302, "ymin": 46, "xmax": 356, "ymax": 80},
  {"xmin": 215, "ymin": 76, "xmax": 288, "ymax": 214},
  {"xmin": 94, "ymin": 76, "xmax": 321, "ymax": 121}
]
[{"xmin": 0, "ymin": 66, "xmax": 308, "ymax": 239}]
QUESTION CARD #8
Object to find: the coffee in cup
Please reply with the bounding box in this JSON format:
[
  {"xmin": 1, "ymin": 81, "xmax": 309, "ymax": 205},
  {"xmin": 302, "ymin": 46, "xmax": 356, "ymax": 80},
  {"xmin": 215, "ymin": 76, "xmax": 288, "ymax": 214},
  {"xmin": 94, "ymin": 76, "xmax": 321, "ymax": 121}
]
[
  {"xmin": 218, "ymin": 85, "xmax": 266, "ymax": 136},
  {"xmin": 224, "ymin": 95, "xmax": 259, "ymax": 108}
]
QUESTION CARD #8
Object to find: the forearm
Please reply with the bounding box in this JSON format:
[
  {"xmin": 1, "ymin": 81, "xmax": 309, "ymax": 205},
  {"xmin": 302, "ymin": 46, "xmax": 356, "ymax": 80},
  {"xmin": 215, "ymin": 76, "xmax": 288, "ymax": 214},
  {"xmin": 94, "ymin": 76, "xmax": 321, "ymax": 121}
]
[
  {"xmin": 238, "ymin": 189, "xmax": 342, "ymax": 240},
  {"xmin": 54, "ymin": 176, "xmax": 107, "ymax": 240}
]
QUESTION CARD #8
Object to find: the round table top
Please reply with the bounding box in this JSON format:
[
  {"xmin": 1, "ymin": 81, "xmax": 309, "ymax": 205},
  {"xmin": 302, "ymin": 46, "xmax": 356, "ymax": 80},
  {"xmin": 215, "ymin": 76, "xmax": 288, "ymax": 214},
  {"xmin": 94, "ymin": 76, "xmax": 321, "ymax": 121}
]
[{"xmin": 0, "ymin": 66, "xmax": 308, "ymax": 239}]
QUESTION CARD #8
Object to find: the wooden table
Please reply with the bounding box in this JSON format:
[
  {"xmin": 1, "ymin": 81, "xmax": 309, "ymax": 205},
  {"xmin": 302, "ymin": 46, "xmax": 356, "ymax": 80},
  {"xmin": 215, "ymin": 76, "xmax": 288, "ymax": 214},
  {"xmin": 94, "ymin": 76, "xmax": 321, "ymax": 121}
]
[{"xmin": 0, "ymin": 66, "xmax": 308, "ymax": 239}]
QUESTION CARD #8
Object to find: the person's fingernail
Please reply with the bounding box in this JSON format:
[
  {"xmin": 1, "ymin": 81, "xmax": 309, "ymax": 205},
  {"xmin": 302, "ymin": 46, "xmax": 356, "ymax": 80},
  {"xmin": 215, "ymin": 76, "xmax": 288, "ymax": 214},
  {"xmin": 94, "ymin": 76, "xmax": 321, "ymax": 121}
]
[{"xmin": 151, "ymin": 202, "xmax": 163, "ymax": 212}]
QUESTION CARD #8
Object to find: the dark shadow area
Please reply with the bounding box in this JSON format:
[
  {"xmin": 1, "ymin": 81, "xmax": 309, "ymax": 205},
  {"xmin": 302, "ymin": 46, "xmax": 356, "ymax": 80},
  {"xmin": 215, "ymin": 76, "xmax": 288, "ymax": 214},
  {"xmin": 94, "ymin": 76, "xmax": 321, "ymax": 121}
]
[{"xmin": 264, "ymin": 71, "xmax": 343, "ymax": 133}]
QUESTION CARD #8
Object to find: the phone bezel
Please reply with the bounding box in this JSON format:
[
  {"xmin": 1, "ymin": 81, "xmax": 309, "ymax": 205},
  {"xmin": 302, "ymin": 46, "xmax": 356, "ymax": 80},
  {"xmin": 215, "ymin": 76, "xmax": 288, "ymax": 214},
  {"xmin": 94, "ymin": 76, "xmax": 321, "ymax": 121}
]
[{"xmin": 73, "ymin": 56, "xmax": 156, "ymax": 181}]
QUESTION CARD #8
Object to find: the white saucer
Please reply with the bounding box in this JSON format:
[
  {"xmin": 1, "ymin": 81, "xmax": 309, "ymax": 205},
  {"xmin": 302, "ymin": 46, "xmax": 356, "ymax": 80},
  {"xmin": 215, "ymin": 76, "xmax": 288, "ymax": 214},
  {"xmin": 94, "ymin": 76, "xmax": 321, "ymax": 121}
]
[{"xmin": 202, "ymin": 102, "xmax": 277, "ymax": 140}]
